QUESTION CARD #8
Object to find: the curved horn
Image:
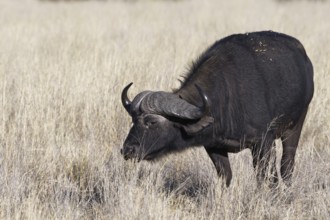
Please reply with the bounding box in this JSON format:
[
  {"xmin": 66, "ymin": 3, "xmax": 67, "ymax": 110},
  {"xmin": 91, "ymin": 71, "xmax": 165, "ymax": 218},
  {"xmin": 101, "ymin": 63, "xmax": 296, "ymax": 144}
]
[
  {"xmin": 181, "ymin": 85, "xmax": 214, "ymax": 135},
  {"xmin": 121, "ymin": 82, "xmax": 133, "ymax": 115},
  {"xmin": 194, "ymin": 84, "xmax": 211, "ymax": 115},
  {"xmin": 140, "ymin": 92, "xmax": 202, "ymax": 119},
  {"xmin": 140, "ymin": 85, "xmax": 210, "ymax": 120}
]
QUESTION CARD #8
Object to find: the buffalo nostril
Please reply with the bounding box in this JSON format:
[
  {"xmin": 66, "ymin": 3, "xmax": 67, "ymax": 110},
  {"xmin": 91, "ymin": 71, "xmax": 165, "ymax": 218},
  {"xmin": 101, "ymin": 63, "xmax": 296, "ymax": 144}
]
[{"xmin": 128, "ymin": 146, "xmax": 135, "ymax": 153}]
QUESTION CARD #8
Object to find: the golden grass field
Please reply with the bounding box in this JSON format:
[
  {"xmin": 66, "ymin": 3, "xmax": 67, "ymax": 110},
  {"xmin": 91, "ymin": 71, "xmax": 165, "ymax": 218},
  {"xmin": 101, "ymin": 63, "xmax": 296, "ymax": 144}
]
[{"xmin": 0, "ymin": 0, "xmax": 329, "ymax": 219}]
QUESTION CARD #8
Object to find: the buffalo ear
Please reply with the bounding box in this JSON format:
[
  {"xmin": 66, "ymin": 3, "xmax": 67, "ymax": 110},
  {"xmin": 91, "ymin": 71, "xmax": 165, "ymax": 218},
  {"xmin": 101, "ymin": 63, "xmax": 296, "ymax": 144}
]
[{"xmin": 182, "ymin": 116, "xmax": 214, "ymax": 135}]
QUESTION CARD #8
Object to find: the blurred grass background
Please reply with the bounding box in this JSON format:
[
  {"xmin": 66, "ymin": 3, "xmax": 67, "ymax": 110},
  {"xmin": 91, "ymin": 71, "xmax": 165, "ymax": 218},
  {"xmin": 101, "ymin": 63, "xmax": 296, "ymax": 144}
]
[{"xmin": 0, "ymin": 0, "xmax": 329, "ymax": 219}]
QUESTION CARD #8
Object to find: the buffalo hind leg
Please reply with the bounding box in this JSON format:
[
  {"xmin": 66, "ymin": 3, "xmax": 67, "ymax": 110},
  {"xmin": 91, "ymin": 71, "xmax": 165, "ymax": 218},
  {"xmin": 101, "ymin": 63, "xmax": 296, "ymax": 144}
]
[
  {"xmin": 205, "ymin": 147, "xmax": 232, "ymax": 187},
  {"xmin": 281, "ymin": 109, "xmax": 308, "ymax": 186},
  {"xmin": 251, "ymin": 135, "xmax": 277, "ymax": 185}
]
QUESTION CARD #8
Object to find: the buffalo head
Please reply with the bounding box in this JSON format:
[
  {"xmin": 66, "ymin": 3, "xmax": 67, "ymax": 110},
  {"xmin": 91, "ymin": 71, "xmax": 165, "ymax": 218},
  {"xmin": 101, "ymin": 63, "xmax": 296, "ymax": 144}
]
[{"xmin": 120, "ymin": 83, "xmax": 214, "ymax": 161}]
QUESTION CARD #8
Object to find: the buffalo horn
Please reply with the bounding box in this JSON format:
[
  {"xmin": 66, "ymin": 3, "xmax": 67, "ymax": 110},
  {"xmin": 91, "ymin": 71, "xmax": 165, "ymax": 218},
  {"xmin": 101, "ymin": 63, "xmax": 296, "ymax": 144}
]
[
  {"xmin": 121, "ymin": 82, "xmax": 133, "ymax": 114},
  {"xmin": 194, "ymin": 84, "xmax": 211, "ymax": 115},
  {"xmin": 140, "ymin": 85, "xmax": 210, "ymax": 120}
]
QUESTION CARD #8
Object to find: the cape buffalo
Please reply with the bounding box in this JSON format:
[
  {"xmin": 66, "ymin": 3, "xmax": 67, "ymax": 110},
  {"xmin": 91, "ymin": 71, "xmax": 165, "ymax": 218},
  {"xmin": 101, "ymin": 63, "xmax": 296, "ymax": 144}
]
[{"xmin": 120, "ymin": 31, "xmax": 314, "ymax": 186}]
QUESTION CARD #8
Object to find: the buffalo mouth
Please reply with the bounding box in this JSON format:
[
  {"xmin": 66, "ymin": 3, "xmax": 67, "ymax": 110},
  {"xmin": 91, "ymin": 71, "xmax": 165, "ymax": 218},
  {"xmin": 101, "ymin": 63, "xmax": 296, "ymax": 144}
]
[
  {"xmin": 121, "ymin": 145, "xmax": 166, "ymax": 162},
  {"xmin": 142, "ymin": 147, "xmax": 168, "ymax": 161},
  {"xmin": 121, "ymin": 145, "xmax": 138, "ymax": 161}
]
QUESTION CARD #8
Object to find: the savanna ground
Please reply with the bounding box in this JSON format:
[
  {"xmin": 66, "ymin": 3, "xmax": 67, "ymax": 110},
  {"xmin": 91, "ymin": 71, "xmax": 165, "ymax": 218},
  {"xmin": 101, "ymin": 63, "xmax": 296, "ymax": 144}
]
[{"xmin": 0, "ymin": 0, "xmax": 329, "ymax": 219}]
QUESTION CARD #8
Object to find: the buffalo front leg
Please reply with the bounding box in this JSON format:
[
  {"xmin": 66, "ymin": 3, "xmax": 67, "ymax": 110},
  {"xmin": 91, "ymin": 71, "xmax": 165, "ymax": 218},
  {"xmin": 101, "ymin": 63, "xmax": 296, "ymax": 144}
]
[
  {"xmin": 280, "ymin": 109, "xmax": 308, "ymax": 185},
  {"xmin": 205, "ymin": 147, "xmax": 232, "ymax": 187}
]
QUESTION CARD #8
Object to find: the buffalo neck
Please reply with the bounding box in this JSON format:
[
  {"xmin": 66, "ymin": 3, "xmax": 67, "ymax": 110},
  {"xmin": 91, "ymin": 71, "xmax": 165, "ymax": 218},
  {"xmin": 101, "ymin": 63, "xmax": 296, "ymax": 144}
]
[{"xmin": 174, "ymin": 126, "xmax": 215, "ymax": 150}]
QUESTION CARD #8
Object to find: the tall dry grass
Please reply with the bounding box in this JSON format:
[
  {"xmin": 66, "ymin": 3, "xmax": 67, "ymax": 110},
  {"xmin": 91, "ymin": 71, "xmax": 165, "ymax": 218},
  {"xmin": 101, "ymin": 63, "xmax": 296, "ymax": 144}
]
[{"xmin": 0, "ymin": 0, "xmax": 329, "ymax": 219}]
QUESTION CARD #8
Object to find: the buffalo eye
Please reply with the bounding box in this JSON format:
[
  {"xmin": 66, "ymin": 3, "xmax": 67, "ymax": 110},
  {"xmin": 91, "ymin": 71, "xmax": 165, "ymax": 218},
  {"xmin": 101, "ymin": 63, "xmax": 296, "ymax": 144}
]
[
  {"xmin": 145, "ymin": 120, "xmax": 157, "ymax": 129},
  {"xmin": 143, "ymin": 115, "xmax": 159, "ymax": 128}
]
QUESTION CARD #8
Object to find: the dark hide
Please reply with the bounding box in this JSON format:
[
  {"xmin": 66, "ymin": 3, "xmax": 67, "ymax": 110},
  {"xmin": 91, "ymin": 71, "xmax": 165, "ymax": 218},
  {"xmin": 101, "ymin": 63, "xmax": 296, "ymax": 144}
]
[{"xmin": 121, "ymin": 31, "xmax": 314, "ymax": 186}]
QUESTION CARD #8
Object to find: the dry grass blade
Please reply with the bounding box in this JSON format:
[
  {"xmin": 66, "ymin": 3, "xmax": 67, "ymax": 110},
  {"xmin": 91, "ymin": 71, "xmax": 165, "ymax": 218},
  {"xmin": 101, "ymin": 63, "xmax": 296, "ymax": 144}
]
[{"xmin": 0, "ymin": 0, "xmax": 329, "ymax": 219}]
